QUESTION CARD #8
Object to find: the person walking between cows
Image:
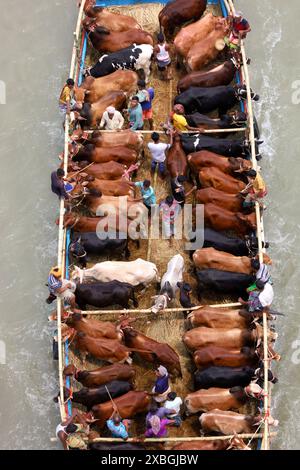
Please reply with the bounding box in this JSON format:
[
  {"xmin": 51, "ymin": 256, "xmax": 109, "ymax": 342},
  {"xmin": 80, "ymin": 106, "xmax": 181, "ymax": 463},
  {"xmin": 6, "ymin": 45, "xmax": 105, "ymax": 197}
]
[
  {"xmin": 148, "ymin": 131, "xmax": 173, "ymax": 179},
  {"xmin": 100, "ymin": 106, "xmax": 124, "ymax": 130},
  {"xmin": 171, "ymin": 175, "xmax": 197, "ymax": 207},
  {"xmin": 151, "ymin": 365, "xmax": 171, "ymax": 403},
  {"xmin": 106, "ymin": 406, "xmax": 130, "ymax": 440},
  {"xmin": 135, "ymin": 179, "xmax": 156, "ymax": 214},
  {"xmin": 137, "ymin": 80, "xmax": 155, "ymax": 130},
  {"xmin": 164, "ymin": 391, "xmax": 183, "ymax": 427},
  {"xmin": 154, "ymin": 32, "xmax": 172, "ymax": 81},
  {"xmin": 159, "ymin": 195, "xmax": 181, "ymax": 245}
]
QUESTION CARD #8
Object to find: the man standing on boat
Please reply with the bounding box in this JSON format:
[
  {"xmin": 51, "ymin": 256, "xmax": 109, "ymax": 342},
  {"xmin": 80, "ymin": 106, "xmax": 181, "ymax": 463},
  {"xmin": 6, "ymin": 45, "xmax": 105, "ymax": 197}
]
[
  {"xmin": 46, "ymin": 266, "xmax": 80, "ymax": 313},
  {"xmin": 59, "ymin": 78, "xmax": 77, "ymax": 118},
  {"xmin": 51, "ymin": 168, "xmax": 70, "ymax": 200}
]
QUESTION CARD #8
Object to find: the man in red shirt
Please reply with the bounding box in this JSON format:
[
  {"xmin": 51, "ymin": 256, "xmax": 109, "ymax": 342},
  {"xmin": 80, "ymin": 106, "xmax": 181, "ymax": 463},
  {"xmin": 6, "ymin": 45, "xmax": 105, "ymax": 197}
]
[{"xmin": 230, "ymin": 11, "xmax": 251, "ymax": 40}]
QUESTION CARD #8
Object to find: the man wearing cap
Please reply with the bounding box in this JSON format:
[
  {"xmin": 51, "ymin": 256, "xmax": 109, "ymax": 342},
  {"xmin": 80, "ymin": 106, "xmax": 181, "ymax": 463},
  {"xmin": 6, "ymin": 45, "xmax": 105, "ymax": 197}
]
[
  {"xmin": 47, "ymin": 266, "xmax": 79, "ymax": 311},
  {"xmin": 100, "ymin": 106, "xmax": 124, "ymax": 130}
]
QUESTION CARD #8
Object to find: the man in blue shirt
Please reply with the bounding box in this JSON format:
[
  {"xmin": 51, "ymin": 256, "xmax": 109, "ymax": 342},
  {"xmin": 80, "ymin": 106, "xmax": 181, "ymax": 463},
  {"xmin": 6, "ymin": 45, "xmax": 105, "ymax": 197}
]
[
  {"xmin": 135, "ymin": 179, "xmax": 156, "ymax": 213},
  {"xmin": 106, "ymin": 408, "xmax": 130, "ymax": 440},
  {"xmin": 126, "ymin": 96, "xmax": 144, "ymax": 131},
  {"xmin": 137, "ymin": 80, "xmax": 155, "ymax": 130}
]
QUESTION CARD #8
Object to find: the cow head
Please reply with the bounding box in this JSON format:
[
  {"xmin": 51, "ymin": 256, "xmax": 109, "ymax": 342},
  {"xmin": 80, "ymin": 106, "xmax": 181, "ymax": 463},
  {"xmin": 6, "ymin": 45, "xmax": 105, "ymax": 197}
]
[
  {"xmin": 71, "ymin": 266, "xmax": 84, "ymax": 284},
  {"xmin": 151, "ymin": 292, "xmax": 170, "ymax": 314},
  {"xmin": 63, "ymin": 212, "xmax": 78, "ymax": 229},
  {"xmin": 63, "ymin": 364, "xmax": 78, "ymax": 377},
  {"xmin": 236, "ymin": 212, "xmax": 257, "ymax": 232}
]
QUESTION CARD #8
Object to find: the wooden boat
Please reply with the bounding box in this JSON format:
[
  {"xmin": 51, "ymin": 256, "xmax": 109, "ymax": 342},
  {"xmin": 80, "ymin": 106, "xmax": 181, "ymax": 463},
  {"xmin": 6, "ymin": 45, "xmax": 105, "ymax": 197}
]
[{"xmin": 54, "ymin": 0, "xmax": 276, "ymax": 450}]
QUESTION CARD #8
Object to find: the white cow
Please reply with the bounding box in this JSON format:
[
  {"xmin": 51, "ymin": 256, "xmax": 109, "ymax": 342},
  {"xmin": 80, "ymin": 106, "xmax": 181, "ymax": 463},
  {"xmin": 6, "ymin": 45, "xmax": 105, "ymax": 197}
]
[
  {"xmin": 151, "ymin": 255, "xmax": 185, "ymax": 314},
  {"xmin": 72, "ymin": 258, "xmax": 160, "ymax": 287}
]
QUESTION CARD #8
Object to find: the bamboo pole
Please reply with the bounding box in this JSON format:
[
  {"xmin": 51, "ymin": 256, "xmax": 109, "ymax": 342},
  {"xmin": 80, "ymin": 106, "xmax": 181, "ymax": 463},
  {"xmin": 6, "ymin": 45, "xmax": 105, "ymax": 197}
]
[
  {"xmin": 50, "ymin": 432, "xmax": 277, "ymax": 444},
  {"xmin": 56, "ymin": 0, "xmax": 87, "ymax": 423},
  {"xmin": 70, "ymin": 302, "xmax": 242, "ymax": 316},
  {"xmin": 79, "ymin": 128, "xmax": 246, "ymax": 135},
  {"xmin": 225, "ymin": 0, "xmax": 270, "ymax": 451}
]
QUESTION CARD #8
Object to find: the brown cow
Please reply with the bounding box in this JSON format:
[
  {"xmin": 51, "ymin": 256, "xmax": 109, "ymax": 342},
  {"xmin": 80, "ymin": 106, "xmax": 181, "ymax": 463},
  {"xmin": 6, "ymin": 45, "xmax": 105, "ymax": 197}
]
[
  {"xmin": 183, "ymin": 326, "xmax": 276, "ymax": 352},
  {"xmin": 87, "ymin": 178, "xmax": 135, "ymax": 197},
  {"xmin": 199, "ymin": 167, "xmax": 246, "ymax": 194},
  {"xmin": 204, "ymin": 203, "xmax": 257, "ymax": 237},
  {"xmin": 196, "ymin": 188, "xmax": 243, "ymax": 212},
  {"xmin": 71, "ymin": 143, "xmax": 138, "ymax": 165},
  {"xmin": 83, "ymin": 195, "xmax": 147, "ymax": 220},
  {"xmin": 83, "ymin": 21, "xmax": 153, "ymax": 53},
  {"xmin": 200, "ymin": 409, "xmax": 260, "ymax": 435},
  {"xmin": 174, "ymin": 13, "xmax": 219, "ymax": 58},
  {"xmin": 177, "ymin": 59, "xmax": 239, "ymax": 92},
  {"xmin": 62, "ymin": 213, "xmax": 143, "ymax": 234},
  {"xmin": 193, "ymin": 247, "xmax": 272, "ymax": 275},
  {"xmin": 159, "ymin": 0, "xmax": 207, "ymax": 39},
  {"xmin": 91, "ymin": 391, "xmax": 150, "ymax": 428},
  {"xmin": 187, "ymin": 19, "xmax": 230, "ymax": 71},
  {"xmin": 84, "ymin": 162, "xmax": 127, "ymax": 180},
  {"xmin": 122, "ymin": 326, "xmax": 182, "ymax": 377},
  {"xmin": 65, "ymin": 313, "xmax": 122, "ymax": 341},
  {"xmin": 63, "ymin": 363, "xmax": 135, "ymax": 388},
  {"xmin": 166, "ymin": 133, "xmax": 187, "ymax": 178},
  {"xmin": 70, "ymin": 129, "xmax": 143, "ymax": 152},
  {"xmin": 74, "ymin": 91, "xmax": 126, "ymax": 127},
  {"xmin": 184, "ymin": 387, "xmax": 247, "ymax": 414},
  {"xmin": 188, "ymin": 151, "xmax": 252, "ymax": 175},
  {"xmin": 193, "ymin": 346, "xmax": 258, "ymax": 369},
  {"xmin": 188, "ymin": 307, "xmax": 250, "ymax": 330},
  {"xmin": 75, "ymin": 70, "xmax": 138, "ymax": 105},
  {"xmin": 84, "ymin": 2, "xmax": 141, "ymax": 31}
]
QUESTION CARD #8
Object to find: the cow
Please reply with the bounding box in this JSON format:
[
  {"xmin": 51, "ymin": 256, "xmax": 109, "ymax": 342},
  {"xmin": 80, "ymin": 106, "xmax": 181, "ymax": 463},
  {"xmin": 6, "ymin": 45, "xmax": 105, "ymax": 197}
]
[
  {"xmin": 194, "ymin": 366, "xmax": 255, "ymax": 389},
  {"xmin": 62, "ymin": 212, "xmax": 146, "ymax": 236},
  {"xmin": 171, "ymin": 437, "xmax": 250, "ymax": 450},
  {"xmin": 69, "ymin": 231, "xmax": 129, "ymax": 266},
  {"xmin": 63, "ymin": 363, "xmax": 136, "ymax": 388},
  {"xmin": 184, "ymin": 386, "xmax": 248, "ymax": 414},
  {"xmin": 193, "ymin": 247, "xmax": 271, "ymax": 275},
  {"xmin": 188, "ymin": 151, "xmax": 252, "ymax": 176},
  {"xmin": 71, "ymin": 259, "xmax": 160, "ymax": 287},
  {"xmin": 65, "ymin": 313, "xmax": 123, "ymax": 340},
  {"xmin": 181, "ymin": 134, "xmax": 251, "ymax": 158},
  {"xmin": 73, "ymin": 281, "xmax": 138, "ymax": 310},
  {"xmin": 193, "ymin": 346, "xmax": 258, "ymax": 369},
  {"xmin": 70, "ymin": 128, "xmax": 143, "ymax": 152},
  {"xmin": 199, "ymin": 167, "xmax": 246, "ymax": 193},
  {"xmin": 159, "ymin": 0, "xmax": 207, "ymax": 39},
  {"xmin": 196, "ymin": 269, "xmax": 255, "ymax": 298},
  {"xmin": 186, "ymin": 111, "xmax": 247, "ymax": 132},
  {"xmin": 177, "ymin": 59, "xmax": 240, "ymax": 92},
  {"xmin": 75, "ymin": 70, "xmax": 138, "ymax": 105},
  {"xmin": 166, "ymin": 133, "xmax": 188, "ymax": 178},
  {"xmin": 196, "ymin": 188, "xmax": 243, "ymax": 213},
  {"xmin": 151, "ymin": 254, "xmax": 185, "ymax": 314},
  {"xmin": 175, "ymin": 85, "xmax": 259, "ymax": 116},
  {"xmin": 74, "ymin": 332, "xmax": 154, "ymax": 364},
  {"xmin": 174, "ymin": 12, "xmax": 219, "ymax": 58},
  {"xmin": 83, "ymin": 22, "xmax": 153, "ymax": 53},
  {"xmin": 70, "ymin": 175, "xmax": 135, "ymax": 198},
  {"xmin": 186, "ymin": 19, "xmax": 230, "ymax": 70},
  {"xmin": 91, "ymin": 391, "xmax": 151, "ymax": 428},
  {"xmin": 189, "ymin": 228, "xmax": 260, "ymax": 257},
  {"xmin": 70, "ymin": 143, "xmax": 138, "ymax": 165},
  {"xmin": 85, "ymin": 44, "xmax": 153, "ymax": 83},
  {"xmin": 199, "ymin": 409, "xmax": 260, "ymax": 435},
  {"xmin": 187, "ymin": 307, "xmax": 250, "ymax": 330},
  {"xmin": 183, "ymin": 325, "xmax": 276, "ymax": 352},
  {"xmin": 83, "ymin": 2, "xmax": 141, "ymax": 32},
  {"xmin": 73, "ymin": 91, "xmax": 126, "ymax": 127},
  {"xmin": 121, "ymin": 326, "xmax": 182, "ymax": 377},
  {"xmin": 203, "ymin": 204, "xmax": 257, "ymax": 237},
  {"xmin": 76, "ymin": 162, "xmax": 127, "ymax": 181},
  {"xmin": 68, "ymin": 380, "xmax": 133, "ymax": 410}
]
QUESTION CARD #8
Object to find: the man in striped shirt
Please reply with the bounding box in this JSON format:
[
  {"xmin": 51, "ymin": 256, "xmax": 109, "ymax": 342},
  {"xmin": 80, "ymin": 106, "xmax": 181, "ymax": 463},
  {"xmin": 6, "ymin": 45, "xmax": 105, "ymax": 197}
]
[{"xmin": 47, "ymin": 266, "xmax": 78, "ymax": 311}]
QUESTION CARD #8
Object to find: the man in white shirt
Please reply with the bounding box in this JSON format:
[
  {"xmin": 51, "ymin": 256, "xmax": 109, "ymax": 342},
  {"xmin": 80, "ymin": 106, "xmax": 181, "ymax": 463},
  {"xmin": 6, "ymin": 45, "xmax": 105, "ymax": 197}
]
[
  {"xmin": 164, "ymin": 392, "xmax": 183, "ymax": 427},
  {"xmin": 100, "ymin": 106, "xmax": 124, "ymax": 130},
  {"xmin": 148, "ymin": 131, "xmax": 173, "ymax": 178}
]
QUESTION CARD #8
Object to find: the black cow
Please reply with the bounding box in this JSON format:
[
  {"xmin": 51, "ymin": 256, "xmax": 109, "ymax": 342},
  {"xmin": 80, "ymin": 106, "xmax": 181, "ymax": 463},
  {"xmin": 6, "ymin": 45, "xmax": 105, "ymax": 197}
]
[
  {"xmin": 174, "ymin": 85, "xmax": 259, "ymax": 116},
  {"xmin": 194, "ymin": 366, "xmax": 255, "ymax": 390},
  {"xmin": 69, "ymin": 231, "xmax": 129, "ymax": 268},
  {"xmin": 199, "ymin": 229, "xmax": 257, "ymax": 257},
  {"xmin": 181, "ymin": 133, "xmax": 252, "ymax": 158},
  {"xmin": 69, "ymin": 381, "xmax": 132, "ymax": 410},
  {"xmin": 196, "ymin": 269, "xmax": 255, "ymax": 299},
  {"xmin": 186, "ymin": 112, "xmax": 247, "ymax": 131},
  {"xmin": 75, "ymin": 280, "xmax": 138, "ymax": 310},
  {"xmin": 85, "ymin": 44, "xmax": 153, "ymax": 80}
]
